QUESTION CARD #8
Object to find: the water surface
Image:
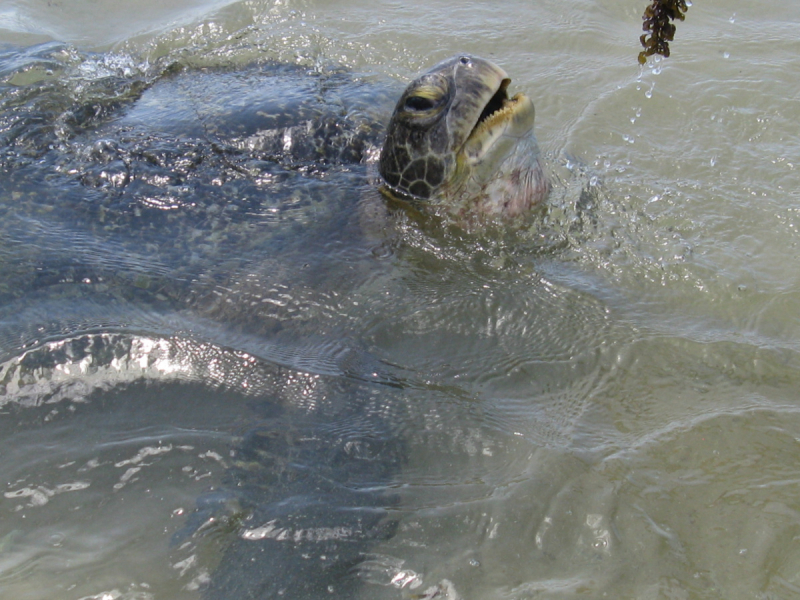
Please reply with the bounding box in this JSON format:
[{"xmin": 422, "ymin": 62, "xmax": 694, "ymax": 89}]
[{"xmin": 1, "ymin": 1, "xmax": 800, "ymax": 598}]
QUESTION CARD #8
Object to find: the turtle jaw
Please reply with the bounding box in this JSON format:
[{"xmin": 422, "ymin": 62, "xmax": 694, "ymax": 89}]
[
  {"xmin": 473, "ymin": 77, "xmax": 512, "ymax": 134},
  {"xmin": 461, "ymin": 79, "xmax": 536, "ymax": 166}
]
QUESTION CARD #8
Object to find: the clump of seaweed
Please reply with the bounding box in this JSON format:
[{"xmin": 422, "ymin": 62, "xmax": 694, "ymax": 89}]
[{"xmin": 638, "ymin": 0, "xmax": 690, "ymax": 64}]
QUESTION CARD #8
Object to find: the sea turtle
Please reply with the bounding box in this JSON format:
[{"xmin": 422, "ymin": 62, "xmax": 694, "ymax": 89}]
[
  {"xmin": 0, "ymin": 46, "xmax": 547, "ymax": 599},
  {"xmin": 0, "ymin": 48, "xmax": 550, "ymax": 333}
]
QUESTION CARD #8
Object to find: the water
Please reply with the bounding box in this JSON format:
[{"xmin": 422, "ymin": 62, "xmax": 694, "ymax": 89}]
[{"xmin": 1, "ymin": 0, "xmax": 800, "ymax": 598}]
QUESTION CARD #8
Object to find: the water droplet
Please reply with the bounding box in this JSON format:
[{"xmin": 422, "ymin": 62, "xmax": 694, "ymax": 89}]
[{"xmin": 723, "ymin": 51, "xmax": 730, "ymax": 59}]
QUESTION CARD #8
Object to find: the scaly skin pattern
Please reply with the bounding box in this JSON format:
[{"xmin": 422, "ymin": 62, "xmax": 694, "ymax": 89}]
[{"xmin": 379, "ymin": 55, "xmax": 548, "ymax": 222}]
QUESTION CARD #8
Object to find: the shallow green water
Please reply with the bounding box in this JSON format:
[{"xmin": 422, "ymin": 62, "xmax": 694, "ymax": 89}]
[{"xmin": 1, "ymin": 1, "xmax": 800, "ymax": 599}]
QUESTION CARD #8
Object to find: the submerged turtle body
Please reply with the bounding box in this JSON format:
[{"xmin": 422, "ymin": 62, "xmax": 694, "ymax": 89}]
[
  {"xmin": 0, "ymin": 47, "xmax": 547, "ymax": 599},
  {"xmin": 0, "ymin": 53, "xmax": 395, "ymax": 333}
]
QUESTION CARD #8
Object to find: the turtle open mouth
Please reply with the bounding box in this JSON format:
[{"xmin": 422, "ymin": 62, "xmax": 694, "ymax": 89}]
[
  {"xmin": 477, "ymin": 78, "xmax": 511, "ymax": 126},
  {"xmin": 468, "ymin": 78, "xmax": 529, "ymax": 142}
]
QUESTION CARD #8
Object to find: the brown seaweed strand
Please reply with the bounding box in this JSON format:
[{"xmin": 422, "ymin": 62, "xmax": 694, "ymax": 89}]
[{"xmin": 638, "ymin": 0, "xmax": 689, "ymax": 64}]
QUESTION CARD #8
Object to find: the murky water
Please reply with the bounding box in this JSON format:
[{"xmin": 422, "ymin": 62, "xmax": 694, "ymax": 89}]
[{"xmin": 2, "ymin": 0, "xmax": 800, "ymax": 598}]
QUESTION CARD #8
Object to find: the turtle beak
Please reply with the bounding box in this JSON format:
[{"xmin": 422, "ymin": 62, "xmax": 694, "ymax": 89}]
[
  {"xmin": 470, "ymin": 77, "xmax": 511, "ymax": 136},
  {"xmin": 462, "ymin": 79, "xmax": 535, "ymax": 165}
]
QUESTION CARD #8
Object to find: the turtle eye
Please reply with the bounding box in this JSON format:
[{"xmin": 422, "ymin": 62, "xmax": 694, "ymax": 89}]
[{"xmin": 404, "ymin": 94, "xmax": 439, "ymax": 112}]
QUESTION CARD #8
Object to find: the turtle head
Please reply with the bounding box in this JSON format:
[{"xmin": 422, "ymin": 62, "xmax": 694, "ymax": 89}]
[{"xmin": 379, "ymin": 55, "xmax": 546, "ymax": 218}]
